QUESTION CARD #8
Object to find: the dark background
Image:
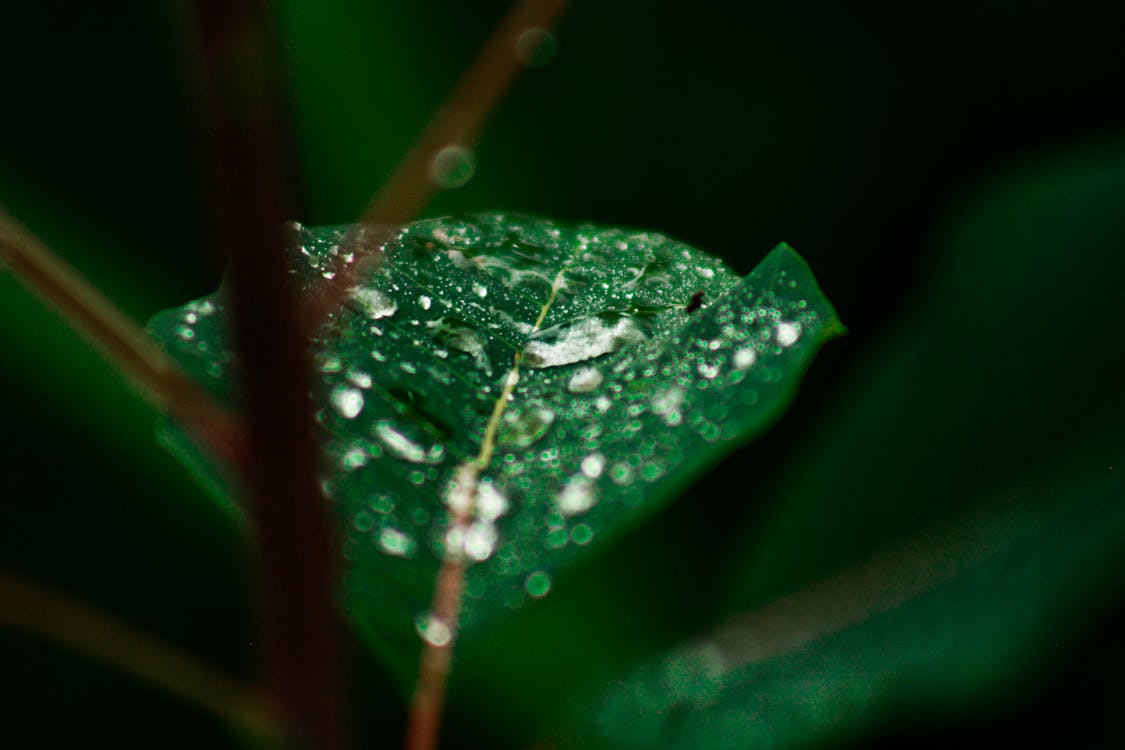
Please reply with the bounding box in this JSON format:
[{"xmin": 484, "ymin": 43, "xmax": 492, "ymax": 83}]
[{"xmin": 1, "ymin": 1, "xmax": 1122, "ymax": 747}]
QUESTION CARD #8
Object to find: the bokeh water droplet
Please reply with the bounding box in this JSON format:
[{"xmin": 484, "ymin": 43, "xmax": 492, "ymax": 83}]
[
  {"xmin": 415, "ymin": 613, "xmax": 452, "ymax": 646},
  {"xmin": 557, "ymin": 476, "xmax": 597, "ymax": 516},
  {"xmin": 331, "ymin": 386, "xmax": 365, "ymax": 419},
  {"xmin": 378, "ymin": 527, "xmax": 417, "ymax": 559},
  {"xmin": 514, "ymin": 27, "xmax": 558, "ymax": 68},
  {"xmin": 500, "ymin": 401, "xmax": 556, "ymax": 448},
  {"xmin": 351, "ymin": 287, "xmax": 397, "ymax": 319},
  {"xmin": 568, "ymin": 366, "xmax": 604, "ymax": 393},
  {"xmin": 463, "ymin": 521, "xmax": 499, "ymax": 561},
  {"xmin": 373, "ymin": 420, "xmax": 443, "ymax": 464},
  {"xmin": 525, "ymin": 571, "xmax": 552, "ymax": 598},
  {"xmin": 430, "ymin": 145, "xmax": 476, "ymax": 189},
  {"xmin": 581, "ymin": 452, "xmax": 606, "ymax": 479},
  {"xmin": 733, "ymin": 347, "xmax": 757, "ymax": 370},
  {"xmin": 776, "ymin": 321, "xmax": 802, "ymax": 347}
]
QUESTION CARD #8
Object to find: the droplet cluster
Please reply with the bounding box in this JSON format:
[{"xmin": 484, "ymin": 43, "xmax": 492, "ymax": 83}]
[{"xmin": 147, "ymin": 213, "xmax": 839, "ymax": 650}]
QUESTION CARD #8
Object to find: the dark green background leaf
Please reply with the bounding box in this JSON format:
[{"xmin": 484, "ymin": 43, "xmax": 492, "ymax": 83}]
[{"xmin": 582, "ymin": 437, "xmax": 1124, "ymax": 749}]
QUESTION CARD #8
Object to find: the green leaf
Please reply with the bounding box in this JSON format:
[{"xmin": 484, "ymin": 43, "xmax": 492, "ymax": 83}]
[
  {"xmin": 579, "ymin": 440, "xmax": 1125, "ymax": 750},
  {"xmin": 148, "ymin": 213, "xmax": 841, "ymax": 679}
]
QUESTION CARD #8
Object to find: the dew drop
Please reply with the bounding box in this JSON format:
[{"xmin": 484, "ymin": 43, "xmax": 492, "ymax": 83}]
[
  {"xmin": 581, "ymin": 452, "xmax": 606, "ymax": 479},
  {"xmin": 697, "ymin": 362, "xmax": 721, "ymax": 380},
  {"xmin": 374, "ymin": 420, "xmax": 441, "ymax": 464},
  {"xmin": 378, "ymin": 527, "xmax": 417, "ymax": 558},
  {"xmin": 430, "ymin": 145, "xmax": 476, "ymax": 189},
  {"xmin": 415, "ymin": 613, "xmax": 452, "ymax": 646},
  {"xmin": 571, "ymin": 524, "xmax": 594, "ymax": 545},
  {"xmin": 515, "ymin": 27, "xmax": 558, "ymax": 68},
  {"xmin": 463, "ymin": 521, "xmax": 498, "ymax": 562},
  {"xmin": 651, "ymin": 386, "xmax": 685, "ymax": 427},
  {"xmin": 419, "ymin": 295, "xmax": 432, "ymax": 310},
  {"xmin": 331, "ymin": 386, "xmax": 365, "ymax": 419},
  {"xmin": 476, "ymin": 481, "xmax": 509, "ymax": 521},
  {"xmin": 546, "ymin": 527, "xmax": 568, "ymax": 549},
  {"xmin": 346, "ymin": 369, "xmax": 373, "ymax": 389},
  {"xmin": 500, "ymin": 401, "xmax": 556, "ymax": 448},
  {"xmin": 352, "ymin": 510, "xmax": 375, "ymax": 532},
  {"xmin": 525, "ymin": 571, "xmax": 552, "ymax": 598},
  {"xmin": 610, "ymin": 463, "xmax": 634, "ymax": 486},
  {"xmin": 340, "ymin": 446, "xmax": 367, "ymax": 470},
  {"xmin": 776, "ymin": 321, "xmax": 802, "ymax": 347},
  {"xmin": 427, "ymin": 318, "xmax": 491, "ymax": 372},
  {"xmin": 444, "ymin": 464, "xmax": 477, "ymax": 514},
  {"xmin": 557, "ymin": 476, "xmax": 597, "ymax": 516},
  {"xmin": 567, "ymin": 366, "xmax": 604, "ymax": 393},
  {"xmin": 351, "ymin": 287, "xmax": 398, "ymax": 319},
  {"xmin": 733, "ymin": 348, "xmax": 758, "ymax": 370}
]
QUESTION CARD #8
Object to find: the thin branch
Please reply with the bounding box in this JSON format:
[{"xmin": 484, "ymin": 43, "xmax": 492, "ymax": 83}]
[
  {"xmin": 0, "ymin": 207, "xmax": 245, "ymax": 466},
  {"xmin": 0, "ymin": 569, "xmax": 276, "ymax": 739},
  {"xmin": 362, "ymin": 0, "xmax": 572, "ymax": 226},
  {"xmin": 307, "ymin": 0, "xmax": 572, "ymax": 339},
  {"xmin": 188, "ymin": 3, "xmax": 349, "ymax": 748},
  {"xmin": 395, "ymin": 2, "xmax": 573, "ymax": 744}
]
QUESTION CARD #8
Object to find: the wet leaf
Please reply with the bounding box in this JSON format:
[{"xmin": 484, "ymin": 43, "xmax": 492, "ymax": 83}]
[{"xmin": 148, "ymin": 213, "xmax": 842, "ymax": 678}]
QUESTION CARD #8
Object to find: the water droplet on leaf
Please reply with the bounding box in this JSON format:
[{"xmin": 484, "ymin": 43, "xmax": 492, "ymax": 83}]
[
  {"xmin": 567, "ymin": 366, "xmax": 604, "ymax": 393},
  {"xmin": 331, "ymin": 386, "xmax": 365, "ymax": 419},
  {"xmin": 351, "ymin": 287, "xmax": 398, "ymax": 319}
]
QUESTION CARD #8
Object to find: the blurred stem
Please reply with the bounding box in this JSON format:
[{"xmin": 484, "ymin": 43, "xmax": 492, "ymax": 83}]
[
  {"xmin": 314, "ymin": 0, "xmax": 572, "ymax": 341},
  {"xmin": 0, "ymin": 569, "xmax": 276, "ymax": 740},
  {"xmin": 188, "ymin": 1, "xmax": 350, "ymax": 748},
  {"xmin": 0, "ymin": 207, "xmax": 245, "ymax": 466},
  {"xmin": 362, "ymin": 0, "xmax": 571, "ymax": 226}
]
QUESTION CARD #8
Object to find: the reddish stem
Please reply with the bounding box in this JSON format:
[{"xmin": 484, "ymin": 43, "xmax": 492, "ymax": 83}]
[{"xmin": 188, "ymin": 3, "xmax": 349, "ymax": 748}]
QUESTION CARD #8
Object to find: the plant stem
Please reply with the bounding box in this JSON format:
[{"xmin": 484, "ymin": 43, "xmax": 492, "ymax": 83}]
[
  {"xmin": 312, "ymin": 0, "xmax": 574, "ymax": 342},
  {"xmin": 0, "ymin": 208, "xmax": 245, "ymax": 466},
  {"xmin": 0, "ymin": 569, "xmax": 276, "ymax": 739},
  {"xmin": 188, "ymin": 3, "xmax": 349, "ymax": 748},
  {"xmin": 362, "ymin": 0, "xmax": 572, "ymax": 226},
  {"xmin": 405, "ymin": 268, "xmax": 565, "ymax": 750}
]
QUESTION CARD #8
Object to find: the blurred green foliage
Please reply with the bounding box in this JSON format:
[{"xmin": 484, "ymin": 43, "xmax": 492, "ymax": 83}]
[{"xmin": 1, "ymin": 1, "xmax": 1122, "ymax": 748}]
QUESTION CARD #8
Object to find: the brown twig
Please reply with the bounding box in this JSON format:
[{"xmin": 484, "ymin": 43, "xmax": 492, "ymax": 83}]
[
  {"xmin": 305, "ymin": 0, "xmax": 572, "ymax": 342},
  {"xmin": 0, "ymin": 569, "xmax": 277, "ymax": 739},
  {"xmin": 362, "ymin": 0, "xmax": 571, "ymax": 227},
  {"xmin": 0, "ymin": 207, "xmax": 245, "ymax": 466},
  {"xmin": 406, "ymin": 263, "xmax": 566, "ymax": 750},
  {"xmin": 392, "ymin": 3, "xmax": 572, "ymax": 747},
  {"xmin": 188, "ymin": 3, "xmax": 349, "ymax": 748}
]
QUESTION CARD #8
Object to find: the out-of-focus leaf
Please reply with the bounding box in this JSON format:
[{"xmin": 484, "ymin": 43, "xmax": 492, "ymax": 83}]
[
  {"xmin": 727, "ymin": 138, "xmax": 1125, "ymax": 609},
  {"xmin": 580, "ymin": 440, "xmax": 1125, "ymax": 749},
  {"xmin": 630, "ymin": 138, "xmax": 1125, "ymax": 748},
  {"xmin": 148, "ymin": 213, "xmax": 841, "ymax": 680}
]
